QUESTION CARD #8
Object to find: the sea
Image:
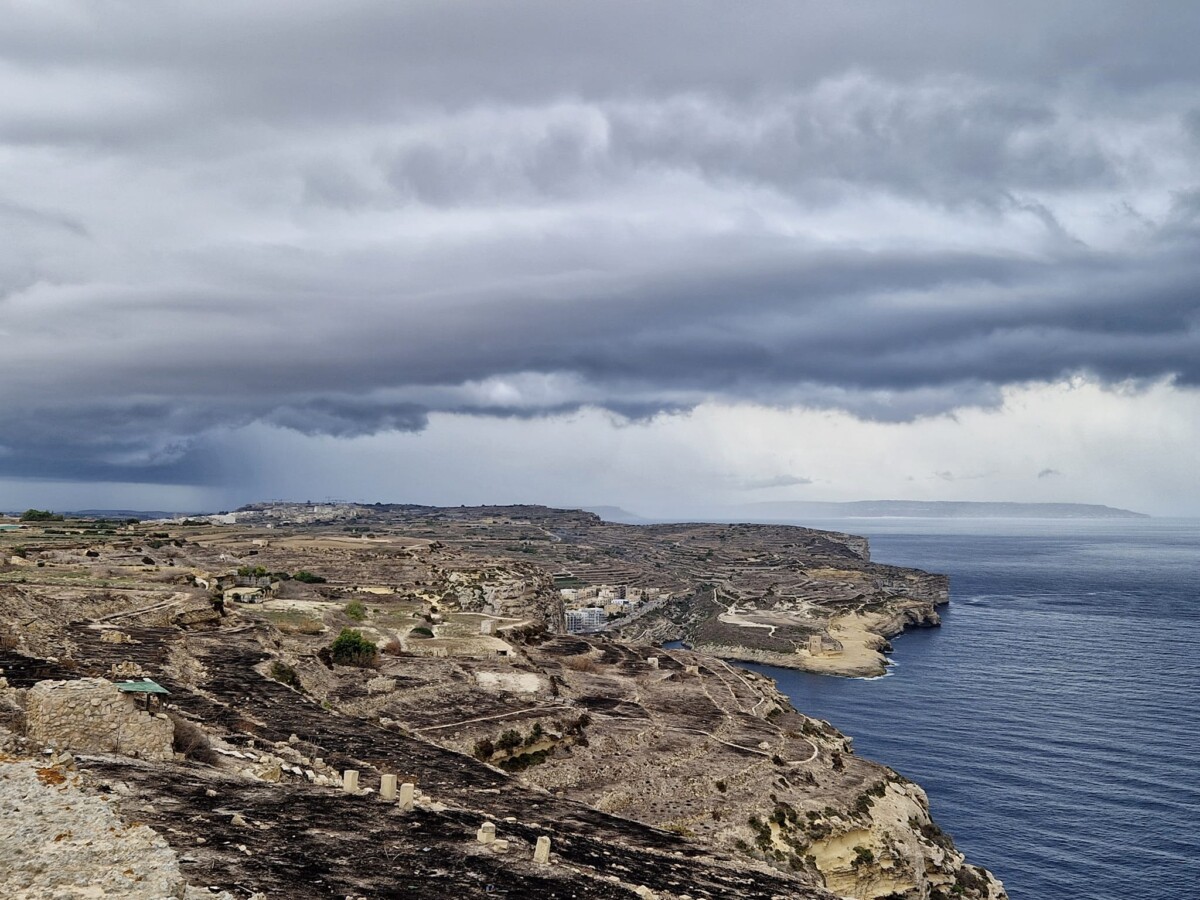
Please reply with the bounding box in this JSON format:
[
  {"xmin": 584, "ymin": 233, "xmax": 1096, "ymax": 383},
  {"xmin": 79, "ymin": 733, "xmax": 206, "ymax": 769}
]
[{"xmin": 730, "ymin": 518, "xmax": 1200, "ymax": 900}]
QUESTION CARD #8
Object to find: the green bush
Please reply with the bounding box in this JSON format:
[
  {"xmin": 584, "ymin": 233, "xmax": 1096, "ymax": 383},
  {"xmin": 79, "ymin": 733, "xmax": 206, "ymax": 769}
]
[
  {"xmin": 851, "ymin": 845, "xmax": 875, "ymax": 868},
  {"xmin": 20, "ymin": 509, "xmax": 63, "ymax": 522},
  {"xmin": 496, "ymin": 729, "xmax": 523, "ymax": 752},
  {"xmin": 409, "ymin": 625, "xmax": 434, "ymax": 638},
  {"xmin": 524, "ymin": 722, "xmax": 545, "ymax": 745},
  {"xmin": 329, "ymin": 628, "xmax": 378, "ymax": 667},
  {"xmin": 344, "ymin": 600, "xmax": 367, "ymax": 621},
  {"xmin": 293, "ymin": 570, "xmax": 326, "ymax": 584},
  {"xmin": 499, "ymin": 748, "xmax": 550, "ymax": 772}
]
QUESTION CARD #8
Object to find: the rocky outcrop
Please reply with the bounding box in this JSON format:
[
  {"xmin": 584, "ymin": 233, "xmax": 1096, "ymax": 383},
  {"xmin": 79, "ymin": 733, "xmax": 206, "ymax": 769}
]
[
  {"xmin": 0, "ymin": 758, "xmax": 235, "ymax": 900},
  {"xmin": 25, "ymin": 678, "xmax": 174, "ymax": 761},
  {"xmin": 801, "ymin": 779, "xmax": 1007, "ymax": 900}
]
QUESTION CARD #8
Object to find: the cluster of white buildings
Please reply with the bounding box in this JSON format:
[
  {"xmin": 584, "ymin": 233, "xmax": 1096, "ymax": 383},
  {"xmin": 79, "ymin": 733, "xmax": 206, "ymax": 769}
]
[{"xmin": 560, "ymin": 584, "xmax": 667, "ymax": 633}]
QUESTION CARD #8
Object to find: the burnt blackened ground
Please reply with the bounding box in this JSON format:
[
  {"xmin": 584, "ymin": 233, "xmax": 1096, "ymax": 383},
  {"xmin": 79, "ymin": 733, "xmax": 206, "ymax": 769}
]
[{"xmin": 58, "ymin": 622, "xmax": 828, "ymax": 900}]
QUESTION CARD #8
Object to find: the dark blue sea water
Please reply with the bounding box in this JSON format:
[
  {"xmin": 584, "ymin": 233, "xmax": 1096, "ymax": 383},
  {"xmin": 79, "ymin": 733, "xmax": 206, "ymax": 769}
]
[{"xmin": 733, "ymin": 518, "xmax": 1200, "ymax": 900}]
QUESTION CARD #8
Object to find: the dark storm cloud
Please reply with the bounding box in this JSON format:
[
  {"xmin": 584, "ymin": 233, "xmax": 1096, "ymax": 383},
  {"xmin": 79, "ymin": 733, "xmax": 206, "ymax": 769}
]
[{"xmin": 2, "ymin": 1, "xmax": 1199, "ymax": 482}]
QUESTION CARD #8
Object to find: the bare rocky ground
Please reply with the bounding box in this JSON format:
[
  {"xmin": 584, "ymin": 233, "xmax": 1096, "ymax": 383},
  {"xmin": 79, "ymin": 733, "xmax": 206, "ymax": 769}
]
[{"xmin": 0, "ymin": 505, "xmax": 1006, "ymax": 899}]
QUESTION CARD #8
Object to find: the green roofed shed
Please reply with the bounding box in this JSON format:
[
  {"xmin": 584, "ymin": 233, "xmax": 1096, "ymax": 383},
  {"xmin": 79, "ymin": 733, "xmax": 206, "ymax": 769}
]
[{"xmin": 114, "ymin": 678, "xmax": 169, "ymax": 695}]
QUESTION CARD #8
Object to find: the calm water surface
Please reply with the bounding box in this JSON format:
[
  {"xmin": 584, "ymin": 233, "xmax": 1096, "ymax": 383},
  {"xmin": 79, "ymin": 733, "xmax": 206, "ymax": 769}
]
[{"xmin": 732, "ymin": 518, "xmax": 1200, "ymax": 900}]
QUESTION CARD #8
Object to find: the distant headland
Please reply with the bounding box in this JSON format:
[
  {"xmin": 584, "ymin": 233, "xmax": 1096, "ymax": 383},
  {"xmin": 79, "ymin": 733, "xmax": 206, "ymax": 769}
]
[{"xmin": 734, "ymin": 500, "xmax": 1150, "ymax": 520}]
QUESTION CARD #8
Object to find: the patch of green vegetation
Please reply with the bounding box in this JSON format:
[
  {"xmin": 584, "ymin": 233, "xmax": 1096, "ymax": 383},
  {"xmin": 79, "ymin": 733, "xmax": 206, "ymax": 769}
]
[
  {"xmin": 20, "ymin": 509, "xmax": 63, "ymax": 522},
  {"xmin": 293, "ymin": 570, "xmax": 327, "ymax": 584},
  {"xmin": 498, "ymin": 748, "xmax": 550, "ymax": 772},
  {"xmin": 496, "ymin": 729, "xmax": 523, "ymax": 752},
  {"xmin": 329, "ymin": 628, "xmax": 378, "ymax": 667},
  {"xmin": 343, "ymin": 600, "xmax": 367, "ymax": 621},
  {"xmin": 851, "ymin": 845, "xmax": 875, "ymax": 868},
  {"xmin": 523, "ymin": 722, "xmax": 544, "ymax": 746}
]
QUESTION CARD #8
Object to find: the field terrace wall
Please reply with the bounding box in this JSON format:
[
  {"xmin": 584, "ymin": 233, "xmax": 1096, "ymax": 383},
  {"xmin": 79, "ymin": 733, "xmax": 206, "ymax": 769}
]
[{"xmin": 25, "ymin": 677, "xmax": 174, "ymax": 761}]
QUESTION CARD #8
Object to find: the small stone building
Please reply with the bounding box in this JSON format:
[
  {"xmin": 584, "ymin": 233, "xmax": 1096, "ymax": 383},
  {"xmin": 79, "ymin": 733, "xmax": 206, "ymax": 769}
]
[{"xmin": 25, "ymin": 678, "xmax": 174, "ymax": 761}]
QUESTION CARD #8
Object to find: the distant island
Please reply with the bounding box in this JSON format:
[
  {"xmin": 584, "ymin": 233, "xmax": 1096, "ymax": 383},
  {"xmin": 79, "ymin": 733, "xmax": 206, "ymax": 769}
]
[{"xmin": 737, "ymin": 500, "xmax": 1149, "ymax": 519}]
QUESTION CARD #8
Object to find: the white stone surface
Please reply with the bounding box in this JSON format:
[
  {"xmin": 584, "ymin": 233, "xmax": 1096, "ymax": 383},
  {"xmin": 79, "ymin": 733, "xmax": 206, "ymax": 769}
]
[{"xmin": 0, "ymin": 759, "xmax": 233, "ymax": 899}]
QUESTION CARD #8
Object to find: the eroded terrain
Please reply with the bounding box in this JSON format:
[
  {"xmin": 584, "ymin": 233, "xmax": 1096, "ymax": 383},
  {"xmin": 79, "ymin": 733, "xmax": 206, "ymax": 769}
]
[{"xmin": 0, "ymin": 504, "xmax": 1004, "ymax": 900}]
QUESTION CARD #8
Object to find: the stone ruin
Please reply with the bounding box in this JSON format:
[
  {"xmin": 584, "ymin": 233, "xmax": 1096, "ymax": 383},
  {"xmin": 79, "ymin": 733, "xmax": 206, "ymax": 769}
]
[{"xmin": 25, "ymin": 677, "xmax": 174, "ymax": 761}]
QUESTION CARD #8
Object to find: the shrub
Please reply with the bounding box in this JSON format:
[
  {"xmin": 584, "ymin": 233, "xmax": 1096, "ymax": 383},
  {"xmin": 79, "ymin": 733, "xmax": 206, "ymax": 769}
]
[
  {"xmin": 496, "ymin": 729, "xmax": 523, "ymax": 752},
  {"xmin": 329, "ymin": 628, "xmax": 378, "ymax": 667},
  {"xmin": 524, "ymin": 723, "xmax": 544, "ymax": 746},
  {"xmin": 499, "ymin": 748, "xmax": 550, "ymax": 772},
  {"xmin": 294, "ymin": 618, "xmax": 325, "ymax": 635},
  {"xmin": 169, "ymin": 713, "xmax": 218, "ymax": 764},
  {"xmin": 20, "ymin": 509, "xmax": 62, "ymax": 522},
  {"xmin": 473, "ymin": 738, "xmax": 495, "ymax": 760},
  {"xmin": 382, "ymin": 637, "xmax": 405, "ymax": 656},
  {"xmin": 269, "ymin": 661, "xmax": 303, "ymax": 690},
  {"xmin": 851, "ymin": 846, "xmax": 875, "ymax": 868},
  {"xmin": 562, "ymin": 654, "xmax": 598, "ymax": 673},
  {"xmin": 293, "ymin": 570, "xmax": 326, "ymax": 584},
  {"xmin": 344, "ymin": 600, "xmax": 367, "ymax": 621},
  {"xmin": 409, "ymin": 625, "xmax": 434, "ymax": 638}
]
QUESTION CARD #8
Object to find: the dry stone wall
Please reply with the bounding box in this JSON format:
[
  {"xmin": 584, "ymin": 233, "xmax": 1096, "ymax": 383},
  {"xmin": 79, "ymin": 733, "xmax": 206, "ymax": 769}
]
[{"xmin": 26, "ymin": 677, "xmax": 174, "ymax": 761}]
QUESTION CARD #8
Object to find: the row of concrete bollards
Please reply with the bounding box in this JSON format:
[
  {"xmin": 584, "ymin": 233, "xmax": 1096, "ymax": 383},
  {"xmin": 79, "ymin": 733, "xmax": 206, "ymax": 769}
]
[
  {"xmin": 342, "ymin": 769, "xmax": 415, "ymax": 811},
  {"xmin": 342, "ymin": 770, "xmax": 551, "ymax": 864},
  {"xmin": 477, "ymin": 820, "xmax": 552, "ymax": 865}
]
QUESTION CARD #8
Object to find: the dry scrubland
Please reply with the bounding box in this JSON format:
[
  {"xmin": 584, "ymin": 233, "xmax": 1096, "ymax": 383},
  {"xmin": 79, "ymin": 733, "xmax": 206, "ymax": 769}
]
[{"xmin": 0, "ymin": 504, "xmax": 1005, "ymax": 900}]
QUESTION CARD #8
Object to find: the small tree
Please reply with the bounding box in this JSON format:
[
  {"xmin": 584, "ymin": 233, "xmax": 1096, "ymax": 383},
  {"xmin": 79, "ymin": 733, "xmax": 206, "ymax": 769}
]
[
  {"xmin": 329, "ymin": 628, "xmax": 378, "ymax": 667},
  {"xmin": 344, "ymin": 600, "xmax": 367, "ymax": 621},
  {"xmin": 496, "ymin": 729, "xmax": 523, "ymax": 752},
  {"xmin": 20, "ymin": 509, "xmax": 62, "ymax": 522}
]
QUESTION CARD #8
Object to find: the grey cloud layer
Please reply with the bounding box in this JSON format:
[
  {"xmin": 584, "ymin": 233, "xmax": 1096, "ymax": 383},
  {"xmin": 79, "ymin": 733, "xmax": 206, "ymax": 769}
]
[{"xmin": 2, "ymin": 1, "xmax": 1199, "ymax": 482}]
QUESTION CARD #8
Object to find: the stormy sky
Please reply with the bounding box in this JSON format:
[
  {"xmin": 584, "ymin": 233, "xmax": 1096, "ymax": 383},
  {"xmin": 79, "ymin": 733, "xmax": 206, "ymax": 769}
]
[{"xmin": 2, "ymin": 1, "xmax": 1199, "ymax": 515}]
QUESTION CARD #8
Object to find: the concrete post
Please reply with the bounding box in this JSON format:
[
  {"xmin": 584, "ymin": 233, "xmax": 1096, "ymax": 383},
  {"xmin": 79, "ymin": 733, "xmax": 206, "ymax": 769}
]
[
  {"xmin": 476, "ymin": 821, "xmax": 496, "ymax": 844},
  {"xmin": 646, "ymin": 657, "xmax": 659, "ymax": 669},
  {"xmin": 380, "ymin": 774, "xmax": 397, "ymax": 801},
  {"xmin": 342, "ymin": 769, "xmax": 359, "ymax": 793},
  {"xmin": 398, "ymin": 781, "xmax": 415, "ymax": 811},
  {"xmin": 533, "ymin": 835, "xmax": 551, "ymax": 865}
]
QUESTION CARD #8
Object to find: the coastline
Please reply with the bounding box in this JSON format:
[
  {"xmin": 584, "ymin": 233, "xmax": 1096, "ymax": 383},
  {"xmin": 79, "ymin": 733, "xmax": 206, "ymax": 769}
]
[{"xmin": 666, "ymin": 600, "xmax": 947, "ymax": 678}]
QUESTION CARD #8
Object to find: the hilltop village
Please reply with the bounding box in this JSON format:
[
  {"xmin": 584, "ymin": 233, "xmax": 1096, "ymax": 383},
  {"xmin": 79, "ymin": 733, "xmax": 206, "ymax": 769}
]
[{"xmin": 0, "ymin": 503, "xmax": 1005, "ymax": 900}]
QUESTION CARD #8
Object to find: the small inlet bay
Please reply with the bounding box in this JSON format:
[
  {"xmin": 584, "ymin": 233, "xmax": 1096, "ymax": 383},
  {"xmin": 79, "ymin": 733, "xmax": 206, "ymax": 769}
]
[{"xmin": 734, "ymin": 518, "xmax": 1200, "ymax": 900}]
